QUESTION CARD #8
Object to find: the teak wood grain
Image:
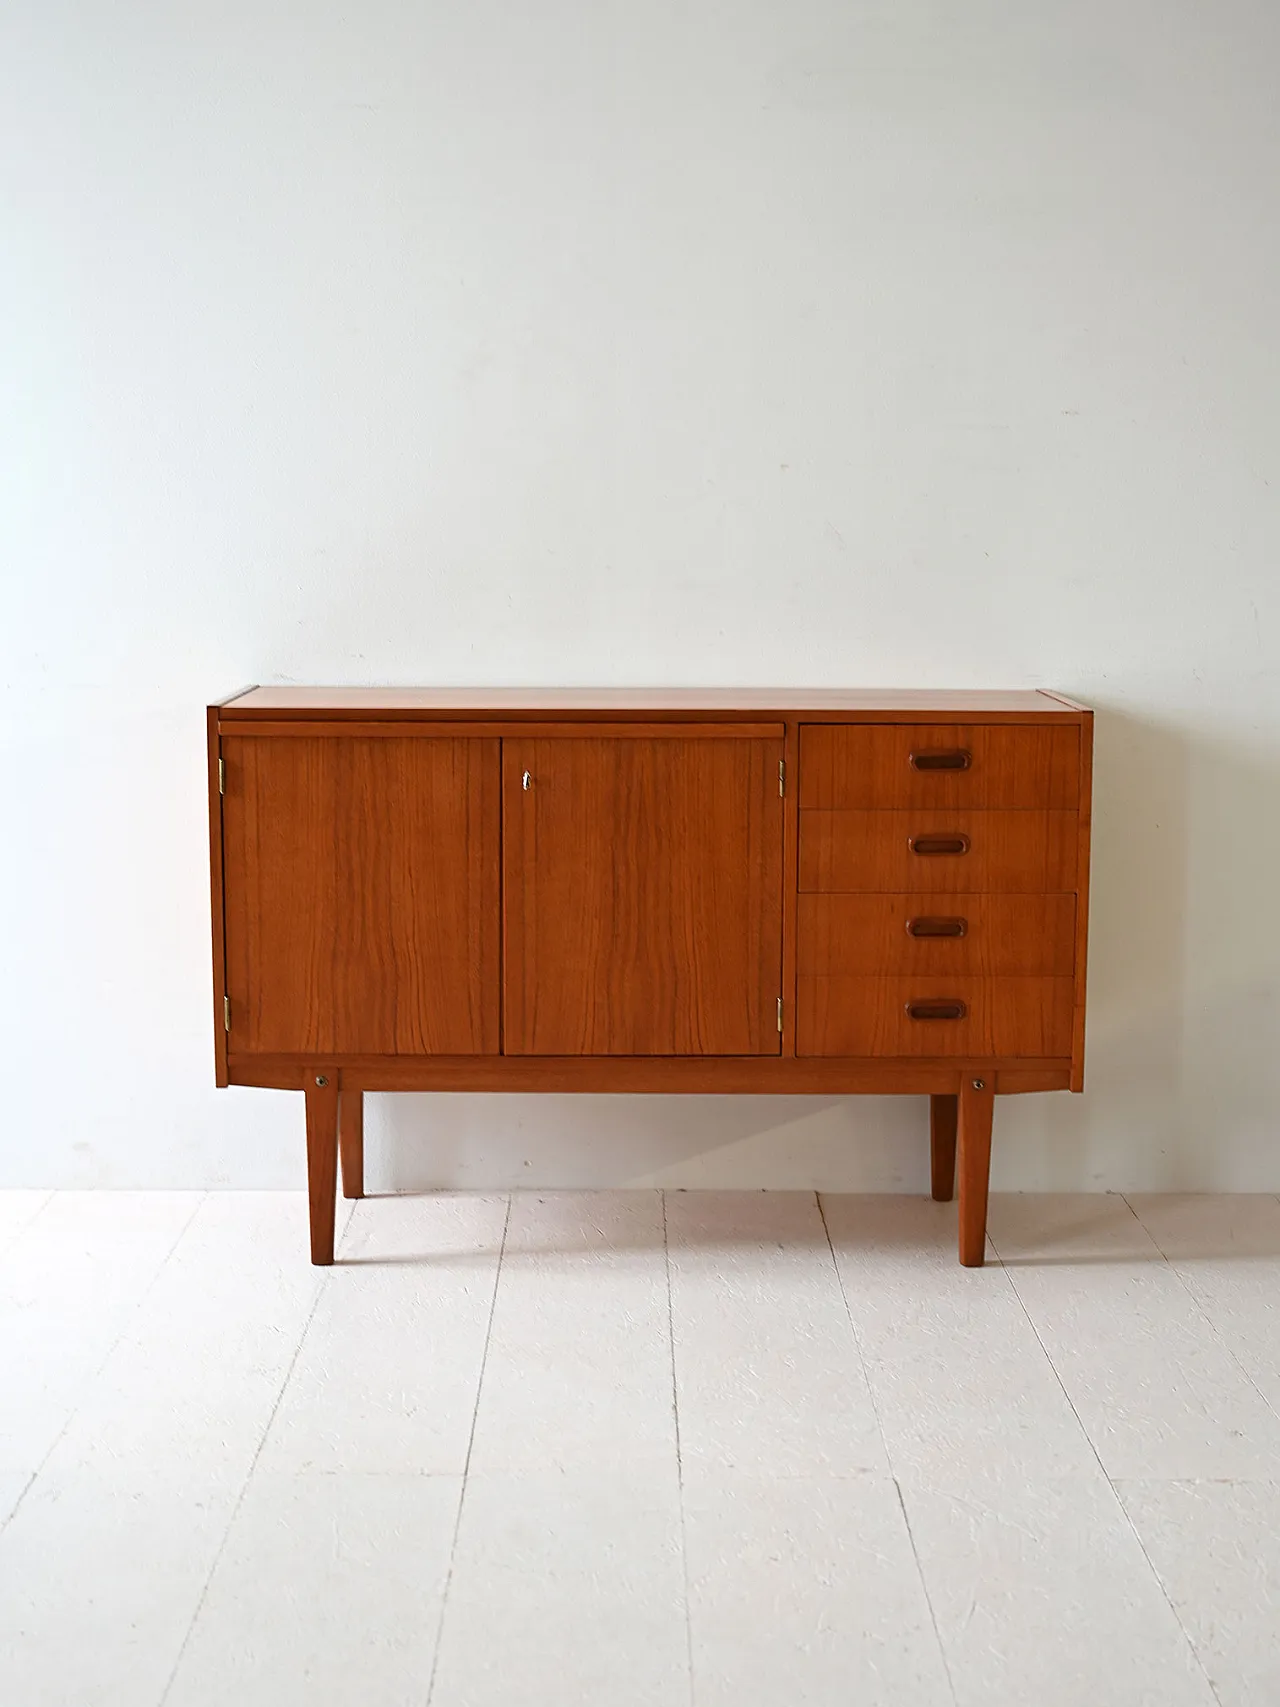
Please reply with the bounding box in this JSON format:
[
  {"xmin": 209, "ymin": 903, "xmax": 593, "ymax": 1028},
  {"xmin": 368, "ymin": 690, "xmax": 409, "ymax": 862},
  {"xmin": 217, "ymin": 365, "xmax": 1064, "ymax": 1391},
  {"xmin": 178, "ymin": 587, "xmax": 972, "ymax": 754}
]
[
  {"xmin": 227, "ymin": 1053, "xmax": 1073, "ymax": 1095},
  {"xmin": 221, "ymin": 735, "xmax": 500, "ymax": 1055},
  {"xmin": 780, "ymin": 717, "xmax": 800, "ymax": 1058},
  {"xmin": 958, "ymin": 1076, "xmax": 996, "ymax": 1266},
  {"xmin": 799, "ymin": 809, "xmax": 1079, "ymax": 893},
  {"xmin": 502, "ymin": 735, "xmax": 784, "ymax": 1055},
  {"xmin": 798, "ymin": 894, "xmax": 1077, "ymax": 976},
  {"xmin": 304, "ymin": 1073, "xmax": 339, "ymax": 1265},
  {"xmin": 208, "ymin": 690, "xmax": 1094, "ymax": 1268},
  {"xmin": 799, "ymin": 723, "xmax": 1080, "ymax": 809},
  {"xmin": 339, "ymin": 1090, "xmax": 364, "ymax": 1199},
  {"xmin": 1071, "ymin": 711, "xmax": 1095, "ymax": 1091},
  {"xmin": 207, "ymin": 705, "xmax": 229, "ymax": 1088},
  {"xmin": 220, "ymin": 720, "xmax": 786, "ymax": 742},
  {"xmin": 797, "ymin": 975, "xmax": 1075, "ymax": 1057},
  {"xmin": 930, "ymin": 1094, "xmax": 958, "ymax": 1201}
]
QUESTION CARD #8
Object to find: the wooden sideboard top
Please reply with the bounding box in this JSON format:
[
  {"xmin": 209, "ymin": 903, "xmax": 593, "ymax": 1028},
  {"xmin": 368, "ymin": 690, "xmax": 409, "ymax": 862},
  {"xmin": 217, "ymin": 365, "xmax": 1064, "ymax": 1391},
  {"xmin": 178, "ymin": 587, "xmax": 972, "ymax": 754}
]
[{"xmin": 219, "ymin": 686, "xmax": 1090, "ymax": 720}]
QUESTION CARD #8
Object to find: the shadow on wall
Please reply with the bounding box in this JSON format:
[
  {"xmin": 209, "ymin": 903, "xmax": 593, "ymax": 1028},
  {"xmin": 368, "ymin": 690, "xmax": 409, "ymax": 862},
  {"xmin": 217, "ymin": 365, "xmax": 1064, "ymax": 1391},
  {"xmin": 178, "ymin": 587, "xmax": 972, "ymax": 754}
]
[
  {"xmin": 374, "ymin": 1092, "xmax": 929, "ymax": 1194},
  {"xmin": 374, "ymin": 704, "xmax": 1280, "ymax": 1194},
  {"xmin": 1008, "ymin": 703, "xmax": 1280, "ymax": 1191},
  {"xmin": 1004, "ymin": 703, "xmax": 1190, "ymax": 1189},
  {"xmin": 1172, "ymin": 718, "xmax": 1280, "ymax": 1188}
]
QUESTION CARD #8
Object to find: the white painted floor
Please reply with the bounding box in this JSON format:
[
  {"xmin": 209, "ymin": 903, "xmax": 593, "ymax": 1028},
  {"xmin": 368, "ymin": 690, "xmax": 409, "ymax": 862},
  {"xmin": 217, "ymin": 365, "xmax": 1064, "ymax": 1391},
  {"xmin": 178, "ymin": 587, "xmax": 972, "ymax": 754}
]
[{"xmin": 2, "ymin": 1190, "xmax": 1279, "ymax": 1706}]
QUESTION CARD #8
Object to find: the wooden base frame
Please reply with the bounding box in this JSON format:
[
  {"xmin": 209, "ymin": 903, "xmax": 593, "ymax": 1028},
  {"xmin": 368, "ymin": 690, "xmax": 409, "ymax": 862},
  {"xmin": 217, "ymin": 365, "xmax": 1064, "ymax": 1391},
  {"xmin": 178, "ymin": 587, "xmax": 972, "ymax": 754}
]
[
  {"xmin": 288, "ymin": 1062, "xmax": 1026, "ymax": 1269},
  {"xmin": 228, "ymin": 1053, "xmax": 1070, "ymax": 1095}
]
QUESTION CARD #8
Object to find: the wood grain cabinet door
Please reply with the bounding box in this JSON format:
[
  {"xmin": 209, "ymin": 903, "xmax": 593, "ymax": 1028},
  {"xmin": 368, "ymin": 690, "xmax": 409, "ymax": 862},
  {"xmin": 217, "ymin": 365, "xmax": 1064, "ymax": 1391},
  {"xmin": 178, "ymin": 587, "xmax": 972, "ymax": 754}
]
[
  {"xmin": 221, "ymin": 736, "xmax": 500, "ymax": 1055},
  {"xmin": 504, "ymin": 732, "xmax": 784, "ymax": 1055}
]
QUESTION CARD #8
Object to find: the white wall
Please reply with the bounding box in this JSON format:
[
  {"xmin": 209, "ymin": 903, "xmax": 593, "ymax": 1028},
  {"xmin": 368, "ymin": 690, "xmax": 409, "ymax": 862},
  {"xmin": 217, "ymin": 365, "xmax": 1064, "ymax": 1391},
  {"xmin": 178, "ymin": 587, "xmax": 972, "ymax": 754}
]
[{"xmin": 3, "ymin": 0, "xmax": 1279, "ymax": 1193}]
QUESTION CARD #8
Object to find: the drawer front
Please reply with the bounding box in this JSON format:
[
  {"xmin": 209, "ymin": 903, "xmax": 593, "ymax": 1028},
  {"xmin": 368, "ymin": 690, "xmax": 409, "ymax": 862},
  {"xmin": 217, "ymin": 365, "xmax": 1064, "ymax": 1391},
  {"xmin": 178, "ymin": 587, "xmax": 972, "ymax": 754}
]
[
  {"xmin": 799, "ymin": 810, "xmax": 1079, "ymax": 893},
  {"xmin": 798, "ymin": 894, "xmax": 1076, "ymax": 977},
  {"xmin": 797, "ymin": 976, "xmax": 1075, "ymax": 1057},
  {"xmin": 799, "ymin": 724, "xmax": 1080, "ymax": 810}
]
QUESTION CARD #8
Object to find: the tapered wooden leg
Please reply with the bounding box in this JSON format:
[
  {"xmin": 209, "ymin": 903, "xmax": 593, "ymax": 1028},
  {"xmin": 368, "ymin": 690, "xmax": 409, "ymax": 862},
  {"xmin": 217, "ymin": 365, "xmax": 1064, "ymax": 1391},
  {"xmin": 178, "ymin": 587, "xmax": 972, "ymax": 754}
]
[
  {"xmin": 957, "ymin": 1076, "xmax": 996, "ymax": 1267},
  {"xmin": 339, "ymin": 1090, "xmax": 364, "ymax": 1200},
  {"xmin": 305, "ymin": 1072, "xmax": 339, "ymax": 1265},
  {"xmin": 930, "ymin": 1094, "xmax": 958, "ymax": 1202}
]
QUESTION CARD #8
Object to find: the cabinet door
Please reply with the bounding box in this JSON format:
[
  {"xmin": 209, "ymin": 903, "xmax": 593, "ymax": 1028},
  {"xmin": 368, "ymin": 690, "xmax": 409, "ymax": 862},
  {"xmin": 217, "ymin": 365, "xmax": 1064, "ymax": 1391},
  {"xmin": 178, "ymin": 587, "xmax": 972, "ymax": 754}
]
[
  {"xmin": 503, "ymin": 733, "xmax": 784, "ymax": 1055},
  {"xmin": 222, "ymin": 735, "xmax": 500, "ymax": 1055}
]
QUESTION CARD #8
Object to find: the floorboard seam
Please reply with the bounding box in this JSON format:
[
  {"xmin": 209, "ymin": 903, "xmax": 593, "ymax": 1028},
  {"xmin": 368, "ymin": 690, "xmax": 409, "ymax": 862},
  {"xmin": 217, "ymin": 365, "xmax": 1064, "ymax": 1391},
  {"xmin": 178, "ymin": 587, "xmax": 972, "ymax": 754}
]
[
  {"xmin": 989, "ymin": 1222, "xmax": 1224, "ymax": 1707},
  {"xmin": 816, "ymin": 1192, "xmax": 960, "ymax": 1707},
  {"xmin": 0, "ymin": 1472, "xmax": 35, "ymax": 1543},
  {"xmin": 661, "ymin": 1190, "xmax": 696, "ymax": 1707},
  {"xmin": 1121, "ymin": 1192, "xmax": 1280, "ymax": 1434},
  {"xmin": 423, "ymin": 1191, "xmax": 512, "ymax": 1707},
  {"xmin": 154, "ymin": 1195, "xmax": 341, "ymax": 1707},
  {"xmin": 0, "ymin": 1190, "xmax": 55, "ymax": 1263},
  {"xmin": 2, "ymin": 1191, "xmax": 206, "ymax": 1541}
]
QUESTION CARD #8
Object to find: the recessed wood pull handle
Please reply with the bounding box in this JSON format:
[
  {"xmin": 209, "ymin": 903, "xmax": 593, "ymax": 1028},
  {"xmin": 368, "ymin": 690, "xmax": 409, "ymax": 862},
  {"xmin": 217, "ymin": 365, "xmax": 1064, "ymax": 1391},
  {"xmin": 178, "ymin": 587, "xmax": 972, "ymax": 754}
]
[
  {"xmin": 910, "ymin": 749, "xmax": 971, "ymax": 772},
  {"xmin": 906, "ymin": 916, "xmax": 968, "ymax": 938},
  {"xmin": 909, "ymin": 834, "xmax": 970, "ymax": 857},
  {"xmin": 905, "ymin": 999, "xmax": 967, "ymax": 1022}
]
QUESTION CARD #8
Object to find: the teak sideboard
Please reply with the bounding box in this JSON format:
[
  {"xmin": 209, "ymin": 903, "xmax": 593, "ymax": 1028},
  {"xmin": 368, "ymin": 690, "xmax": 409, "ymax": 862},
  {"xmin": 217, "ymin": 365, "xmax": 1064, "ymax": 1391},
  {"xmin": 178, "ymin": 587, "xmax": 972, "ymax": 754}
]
[{"xmin": 207, "ymin": 687, "xmax": 1092, "ymax": 1267}]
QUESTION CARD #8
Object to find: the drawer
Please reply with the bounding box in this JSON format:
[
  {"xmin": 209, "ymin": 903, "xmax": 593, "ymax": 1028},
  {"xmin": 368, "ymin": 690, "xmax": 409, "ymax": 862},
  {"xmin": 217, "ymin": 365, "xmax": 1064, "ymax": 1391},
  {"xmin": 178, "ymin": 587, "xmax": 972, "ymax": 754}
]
[
  {"xmin": 799, "ymin": 724, "xmax": 1079, "ymax": 810},
  {"xmin": 796, "ymin": 976, "xmax": 1075, "ymax": 1057},
  {"xmin": 799, "ymin": 810, "xmax": 1079, "ymax": 893},
  {"xmin": 798, "ymin": 894, "xmax": 1076, "ymax": 977}
]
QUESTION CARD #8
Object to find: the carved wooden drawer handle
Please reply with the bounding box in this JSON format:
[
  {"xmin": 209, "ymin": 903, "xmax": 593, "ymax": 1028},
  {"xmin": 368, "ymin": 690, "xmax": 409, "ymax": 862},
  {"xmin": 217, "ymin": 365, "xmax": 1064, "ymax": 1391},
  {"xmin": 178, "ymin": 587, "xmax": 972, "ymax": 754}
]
[
  {"xmin": 906, "ymin": 916, "xmax": 968, "ymax": 938},
  {"xmin": 910, "ymin": 750, "xmax": 972, "ymax": 772},
  {"xmin": 905, "ymin": 1000, "xmax": 967, "ymax": 1022},
  {"xmin": 909, "ymin": 834, "xmax": 970, "ymax": 857}
]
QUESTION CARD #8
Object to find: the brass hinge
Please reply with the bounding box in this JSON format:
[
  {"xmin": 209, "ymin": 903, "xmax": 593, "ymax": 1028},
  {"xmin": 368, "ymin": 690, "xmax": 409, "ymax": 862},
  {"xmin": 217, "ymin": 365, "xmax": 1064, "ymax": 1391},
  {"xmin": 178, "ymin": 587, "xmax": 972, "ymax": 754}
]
[
  {"xmin": 223, "ymin": 995, "xmax": 231, "ymax": 1033},
  {"xmin": 779, "ymin": 759, "xmax": 785, "ymax": 797},
  {"xmin": 777, "ymin": 996, "xmax": 784, "ymax": 1033},
  {"xmin": 218, "ymin": 758, "xmax": 225, "ymax": 796}
]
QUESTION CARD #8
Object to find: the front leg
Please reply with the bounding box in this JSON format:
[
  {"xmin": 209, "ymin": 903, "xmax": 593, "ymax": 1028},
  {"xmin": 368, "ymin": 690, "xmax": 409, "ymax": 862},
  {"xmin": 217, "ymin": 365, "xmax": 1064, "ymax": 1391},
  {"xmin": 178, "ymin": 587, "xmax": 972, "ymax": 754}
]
[
  {"xmin": 957, "ymin": 1076, "xmax": 995, "ymax": 1267},
  {"xmin": 305, "ymin": 1071, "xmax": 340, "ymax": 1265}
]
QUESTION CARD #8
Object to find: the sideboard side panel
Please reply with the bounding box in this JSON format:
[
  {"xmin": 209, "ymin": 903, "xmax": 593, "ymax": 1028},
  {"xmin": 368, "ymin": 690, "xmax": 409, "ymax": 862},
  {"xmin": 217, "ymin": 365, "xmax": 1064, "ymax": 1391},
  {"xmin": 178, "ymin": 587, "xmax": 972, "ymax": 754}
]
[
  {"xmin": 780, "ymin": 719, "xmax": 800, "ymax": 1057},
  {"xmin": 208, "ymin": 705, "xmax": 229, "ymax": 1086},
  {"xmin": 1071, "ymin": 709, "xmax": 1094, "ymax": 1091}
]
